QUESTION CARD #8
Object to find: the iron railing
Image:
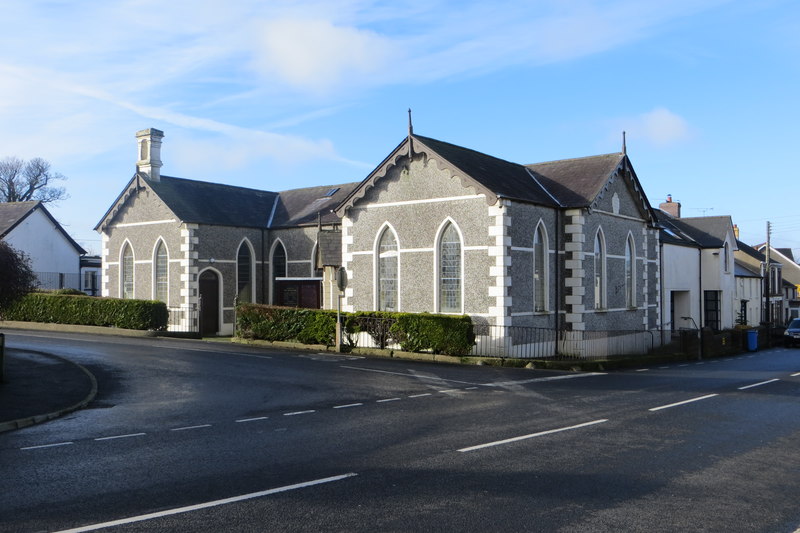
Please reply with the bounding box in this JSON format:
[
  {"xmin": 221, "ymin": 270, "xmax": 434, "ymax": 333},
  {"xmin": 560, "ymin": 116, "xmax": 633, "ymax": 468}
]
[
  {"xmin": 341, "ymin": 317, "xmax": 681, "ymax": 360},
  {"xmin": 167, "ymin": 306, "xmax": 200, "ymax": 334},
  {"xmin": 33, "ymin": 272, "xmax": 81, "ymax": 291},
  {"xmin": 471, "ymin": 325, "xmax": 660, "ymax": 360}
]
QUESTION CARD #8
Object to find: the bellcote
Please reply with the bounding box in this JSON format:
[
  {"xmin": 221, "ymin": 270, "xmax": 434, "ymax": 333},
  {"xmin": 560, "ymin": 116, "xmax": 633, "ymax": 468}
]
[{"xmin": 136, "ymin": 128, "xmax": 164, "ymax": 182}]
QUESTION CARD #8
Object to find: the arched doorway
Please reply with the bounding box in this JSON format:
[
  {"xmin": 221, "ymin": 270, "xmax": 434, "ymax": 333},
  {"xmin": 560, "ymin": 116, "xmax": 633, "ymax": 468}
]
[{"xmin": 199, "ymin": 270, "xmax": 220, "ymax": 336}]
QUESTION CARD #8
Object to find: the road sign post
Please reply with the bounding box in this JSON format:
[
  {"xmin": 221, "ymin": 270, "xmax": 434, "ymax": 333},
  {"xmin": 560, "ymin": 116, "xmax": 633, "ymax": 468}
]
[{"xmin": 336, "ymin": 267, "xmax": 348, "ymax": 353}]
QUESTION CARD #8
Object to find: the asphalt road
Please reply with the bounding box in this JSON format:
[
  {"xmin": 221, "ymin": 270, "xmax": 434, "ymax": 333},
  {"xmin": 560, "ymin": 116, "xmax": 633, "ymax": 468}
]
[{"xmin": 2, "ymin": 331, "xmax": 799, "ymax": 532}]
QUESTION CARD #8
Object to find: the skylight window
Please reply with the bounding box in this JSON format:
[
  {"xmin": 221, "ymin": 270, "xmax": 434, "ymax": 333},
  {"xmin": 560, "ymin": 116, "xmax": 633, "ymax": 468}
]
[{"xmin": 324, "ymin": 187, "xmax": 340, "ymax": 197}]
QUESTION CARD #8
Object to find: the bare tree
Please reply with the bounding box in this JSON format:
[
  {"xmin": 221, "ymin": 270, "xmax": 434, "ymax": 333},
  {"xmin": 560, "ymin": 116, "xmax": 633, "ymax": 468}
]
[
  {"xmin": 0, "ymin": 156, "xmax": 69, "ymax": 204},
  {"xmin": 0, "ymin": 241, "xmax": 36, "ymax": 313}
]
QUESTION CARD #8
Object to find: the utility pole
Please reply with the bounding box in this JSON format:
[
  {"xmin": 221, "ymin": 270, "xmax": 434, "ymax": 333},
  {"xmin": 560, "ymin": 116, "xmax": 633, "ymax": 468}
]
[{"xmin": 765, "ymin": 221, "xmax": 772, "ymax": 346}]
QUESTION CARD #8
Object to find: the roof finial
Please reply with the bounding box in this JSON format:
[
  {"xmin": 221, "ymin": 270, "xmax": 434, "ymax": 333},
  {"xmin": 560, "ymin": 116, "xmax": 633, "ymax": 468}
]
[
  {"xmin": 622, "ymin": 130, "xmax": 627, "ymax": 155},
  {"xmin": 408, "ymin": 108, "xmax": 413, "ymax": 137}
]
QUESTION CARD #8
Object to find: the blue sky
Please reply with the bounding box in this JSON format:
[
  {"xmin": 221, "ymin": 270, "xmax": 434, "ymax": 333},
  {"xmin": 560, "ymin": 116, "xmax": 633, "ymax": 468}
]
[{"xmin": 2, "ymin": 0, "xmax": 798, "ymax": 256}]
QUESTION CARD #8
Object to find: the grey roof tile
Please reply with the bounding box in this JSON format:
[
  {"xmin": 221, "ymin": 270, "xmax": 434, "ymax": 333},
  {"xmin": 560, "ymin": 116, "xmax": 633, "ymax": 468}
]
[{"xmin": 147, "ymin": 175, "xmax": 278, "ymax": 228}]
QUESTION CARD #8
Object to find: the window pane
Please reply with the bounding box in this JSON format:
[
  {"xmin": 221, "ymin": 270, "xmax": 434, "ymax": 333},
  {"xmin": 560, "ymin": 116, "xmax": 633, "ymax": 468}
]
[
  {"xmin": 237, "ymin": 243, "xmax": 252, "ymax": 303},
  {"xmin": 272, "ymin": 244, "xmax": 286, "ymax": 304},
  {"xmin": 440, "ymin": 223, "xmax": 461, "ymax": 313},
  {"xmin": 155, "ymin": 242, "xmax": 168, "ymax": 302},
  {"xmin": 534, "ymin": 226, "xmax": 546, "ymax": 312},
  {"xmin": 378, "ymin": 230, "xmax": 398, "ymax": 311},
  {"xmin": 122, "ymin": 245, "xmax": 134, "ymax": 299},
  {"xmin": 594, "ymin": 233, "xmax": 604, "ymax": 309},
  {"xmin": 625, "ymin": 239, "xmax": 633, "ymax": 308}
]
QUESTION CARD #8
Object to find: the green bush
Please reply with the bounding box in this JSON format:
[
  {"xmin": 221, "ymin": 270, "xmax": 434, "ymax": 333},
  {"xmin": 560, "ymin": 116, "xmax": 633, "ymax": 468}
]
[
  {"xmin": 2, "ymin": 293, "xmax": 168, "ymax": 330},
  {"xmin": 237, "ymin": 304, "xmax": 308, "ymax": 342},
  {"xmin": 392, "ymin": 313, "xmax": 475, "ymax": 355},
  {"xmin": 345, "ymin": 311, "xmax": 398, "ymax": 349},
  {"xmin": 237, "ymin": 304, "xmax": 474, "ymax": 355},
  {"xmin": 297, "ymin": 311, "xmax": 337, "ymax": 345}
]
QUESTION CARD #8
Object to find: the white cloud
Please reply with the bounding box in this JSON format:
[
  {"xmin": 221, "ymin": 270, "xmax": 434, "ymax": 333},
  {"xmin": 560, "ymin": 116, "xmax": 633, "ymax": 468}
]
[
  {"xmin": 638, "ymin": 108, "xmax": 692, "ymax": 146},
  {"xmin": 252, "ymin": 18, "xmax": 396, "ymax": 94}
]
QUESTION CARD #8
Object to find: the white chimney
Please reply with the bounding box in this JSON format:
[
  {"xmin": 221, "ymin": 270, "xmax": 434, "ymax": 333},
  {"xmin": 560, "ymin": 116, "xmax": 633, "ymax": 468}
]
[{"xmin": 136, "ymin": 128, "xmax": 164, "ymax": 182}]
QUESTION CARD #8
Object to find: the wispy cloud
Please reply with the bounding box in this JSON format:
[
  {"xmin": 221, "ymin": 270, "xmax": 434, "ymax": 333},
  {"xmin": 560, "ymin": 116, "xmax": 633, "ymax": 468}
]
[{"xmin": 0, "ymin": 0, "xmax": 726, "ymax": 169}]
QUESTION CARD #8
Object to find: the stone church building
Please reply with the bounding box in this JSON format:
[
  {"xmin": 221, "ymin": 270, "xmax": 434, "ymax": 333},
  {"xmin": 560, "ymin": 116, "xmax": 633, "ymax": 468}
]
[{"xmin": 97, "ymin": 127, "xmax": 661, "ymax": 338}]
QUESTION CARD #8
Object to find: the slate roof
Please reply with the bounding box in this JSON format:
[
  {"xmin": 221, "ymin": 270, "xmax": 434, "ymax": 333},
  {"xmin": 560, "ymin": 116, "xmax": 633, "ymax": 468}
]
[
  {"xmin": 0, "ymin": 201, "xmax": 39, "ymax": 237},
  {"xmin": 412, "ymin": 135, "xmax": 561, "ymax": 207},
  {"xmin": 271, "ymin": 183, "xmax": 360, "ymax": 228},
  {"xmin": 777, "ymin": 248, "xmax": 795, "ymax": 262},
  {"xmin": 147, "ymin": 175, "xmax": 278, "ymax": 228},
  {"xmin": 657, "ymin": 212, "xmax": 734, "ymax": 249},
  {"xmin": 526, "ymin": 153, "xmax": 627, "ymax": 208},
  {"xmin": 734, "ymin": 260, "xmax": 761, "ymax": 278},
  {"xmin": 337, "ymin": 133, "xmax": 654, "ymax": 219},
  {"xmin": 97, "ymin": 174, "xmax": 360, "ymax": 231},
  {"xmin": 0, "ymin": 200, "xmax": 86, "ymax": 254}
]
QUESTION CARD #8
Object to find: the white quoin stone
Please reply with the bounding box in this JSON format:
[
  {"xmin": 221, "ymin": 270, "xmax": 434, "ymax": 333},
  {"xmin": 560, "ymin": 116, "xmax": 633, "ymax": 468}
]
[{"xmin": 136, "ymin": 128, "xmax": 164, "ymax": 182}]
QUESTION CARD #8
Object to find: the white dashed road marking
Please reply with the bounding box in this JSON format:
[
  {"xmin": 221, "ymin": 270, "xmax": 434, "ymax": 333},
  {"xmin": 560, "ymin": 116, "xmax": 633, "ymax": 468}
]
[{"xmin": 236, "ymin": 416, "xmax": 269, "ymax": 423}]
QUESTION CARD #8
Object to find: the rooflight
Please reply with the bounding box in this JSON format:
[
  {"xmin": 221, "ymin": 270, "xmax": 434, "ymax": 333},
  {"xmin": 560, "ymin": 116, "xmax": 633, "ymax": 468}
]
[{"xmin": 324, "ymin": 187, "xmax": 340, "ymax": 197}]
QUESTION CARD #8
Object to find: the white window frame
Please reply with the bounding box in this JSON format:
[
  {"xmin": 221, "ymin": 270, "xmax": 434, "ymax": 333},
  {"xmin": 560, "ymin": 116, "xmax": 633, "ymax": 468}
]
[
  {"xmin": 435, "ymin": 219, "xmax": 464, "ymax": 314},
  {"xmin": 375, "ymin": 224, "xmax": 400, "ymax": 312},
  {"xmin": 594, "ymin": 228, "xmax": 607, "ymax": 310},
  {"xmin": 121, "ymin": 240, "xmax": 134, "ymax": 299},
  {"xmin": 625, "ymin": 234, "xmax": 636, "ymax": 309},
  {"xmin": 236, "ymin": 238, "xmax": 255, "ymax": 304},
  {"xmin": 533, "ymin": 221, "xmax": 549, "ymax": 312},
  {"xmin": 153, "ymin": 238, "xmax": 169, "ymax": 303}
]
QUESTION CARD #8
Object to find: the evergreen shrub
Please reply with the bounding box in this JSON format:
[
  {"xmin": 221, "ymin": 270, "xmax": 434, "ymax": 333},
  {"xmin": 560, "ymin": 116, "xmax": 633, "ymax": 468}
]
[
  {"xmin": 236, "ymin": 304, "xmax": 475, "ymax": 355},
  {"xmin": 2, "ymin": 292, "xmax": 168, "ymax": 330}
]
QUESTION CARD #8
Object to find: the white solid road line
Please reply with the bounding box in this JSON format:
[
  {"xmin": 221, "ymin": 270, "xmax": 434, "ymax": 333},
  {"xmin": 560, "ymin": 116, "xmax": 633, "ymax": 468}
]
[
  {"xmin": 648, "ymin": 394, "xmax": 719, "ymax": 412},
  {"xmin": 340, "ymin": 365, "xmax": 482, "ymax": 385},
  {"xmin": 93, "ymin": 433, "xmax": 147, "ymax": 441},
  {"xmin": 738, "ymin": 378, "xmax": 780, "ymax": 390},
  {"xmin": 52, "ymin": 473, "xmax": 359, "ymax": 533},
  {"xmin": 21, "ymin": 442, "xmax": 74, "ymax": 451},
  {"xmin": 458, "ymin": 419, "xmax": 608, "ymax": 453},
  {"xmin": 170, "ymin": 424, "xmax": 212, "ymax": 432},
  {"xmin": 487, "ymin": 372, "xmax": 606, "ymax": 387}
]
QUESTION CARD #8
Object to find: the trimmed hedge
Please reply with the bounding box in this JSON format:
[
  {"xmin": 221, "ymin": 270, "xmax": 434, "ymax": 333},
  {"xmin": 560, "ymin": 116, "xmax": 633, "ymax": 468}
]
[
  {"xmin": 1, "ymin": 292, "xmax": 168, "ymax": 331},
  {"xmin": 237, "ymin": 304, "xmax": 475, "ymax": 356}
]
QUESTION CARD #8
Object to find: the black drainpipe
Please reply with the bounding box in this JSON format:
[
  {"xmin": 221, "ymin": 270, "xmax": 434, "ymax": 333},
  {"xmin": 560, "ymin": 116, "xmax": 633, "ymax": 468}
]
[
  {"xmin": 261, "ymin": 228, "xmax": 268, "ymax": 304},
  {"xmin": 555, "ymin": 209, "xmax": 562, "ymax": 353}
]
